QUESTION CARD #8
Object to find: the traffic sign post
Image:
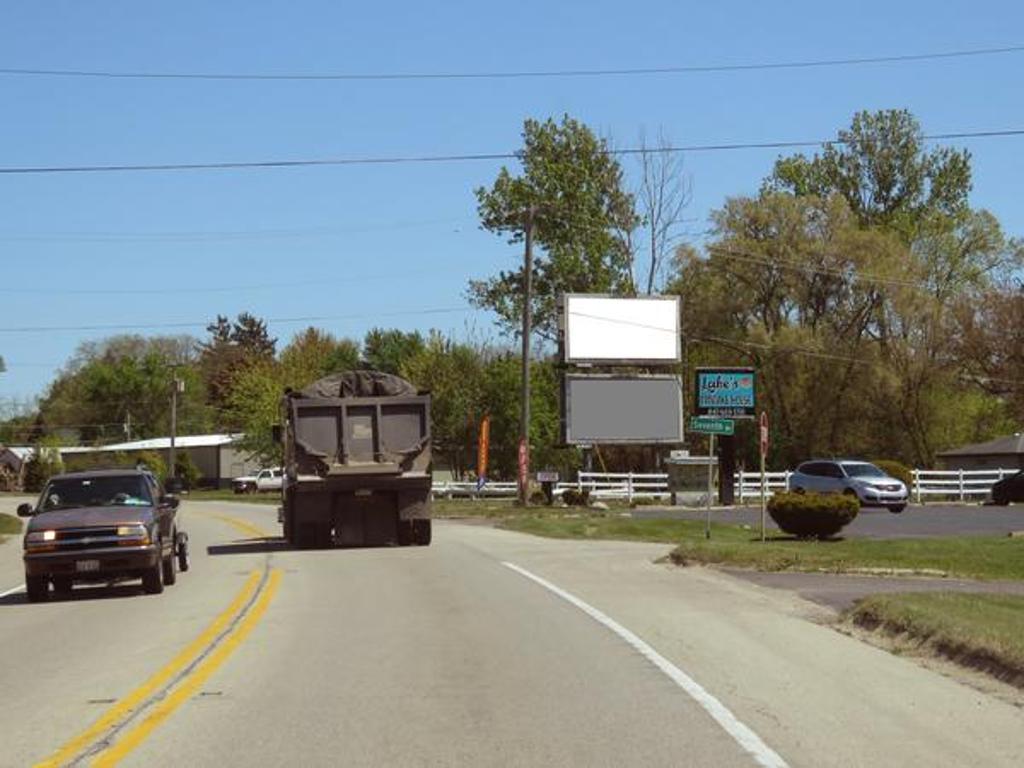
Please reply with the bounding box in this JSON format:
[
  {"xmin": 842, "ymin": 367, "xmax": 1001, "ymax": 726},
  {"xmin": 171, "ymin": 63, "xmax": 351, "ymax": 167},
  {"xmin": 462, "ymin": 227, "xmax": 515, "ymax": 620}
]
[
  {"xmin": 706, "ymin": 432, "xmax": 715, "ymax": 540},
  {"xmin": 759, "ymin": 411, "xmax": 769, "ymax": 542}
]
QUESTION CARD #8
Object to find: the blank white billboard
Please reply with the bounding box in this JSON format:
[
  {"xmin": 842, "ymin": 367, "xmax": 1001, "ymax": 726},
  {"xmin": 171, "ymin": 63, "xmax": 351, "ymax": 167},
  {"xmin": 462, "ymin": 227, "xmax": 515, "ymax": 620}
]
[
  {"xmin": 563, "ymin": 294, "xmax": 680, "ymax": 364},
  {"xmin": 563, "ymin": 375, "xmax": 684, "ymax": 444}
]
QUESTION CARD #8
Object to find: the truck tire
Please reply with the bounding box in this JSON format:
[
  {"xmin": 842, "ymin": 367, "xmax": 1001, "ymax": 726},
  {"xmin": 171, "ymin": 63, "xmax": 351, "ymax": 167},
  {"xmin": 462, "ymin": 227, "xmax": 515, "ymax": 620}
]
[
  {"xmin": 283, "ymin": 508, "xmax": 293, "ymax": 543},
  {"xmin": 177, "ymin": 533, "xmax": 190, "ymax": 572},
  {"xmin": 315, "ymin": 524, "xmax": 334, "ymax": 548},
  {"xmin": 162, "ymin": 537, "xmax": 177, "ymax": 586},
  {"xmin": 413, "ymin": 519, "xmax": 432, "ymax": 546},
  {"xmin": 26, "ymin": 575, "xmax": 48, "ymax": 603},
  {"xmin": 397, "ymin": 520, "xmax": 414, "ymax": 546},
  {"xmin": 142, "ymin": 557, "xmax": 164, "ymax": 594},
  {"xmin": 296, "ymin": 524, "xmax": 318, "ymax": 550},
  {"xmin": 52, "ymin": 576, "xmax": 73, "ymax": 597}
]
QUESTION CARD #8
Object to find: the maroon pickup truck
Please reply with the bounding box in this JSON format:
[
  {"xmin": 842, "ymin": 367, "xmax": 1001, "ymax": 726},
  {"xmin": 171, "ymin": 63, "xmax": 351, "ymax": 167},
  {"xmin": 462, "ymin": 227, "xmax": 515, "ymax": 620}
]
[{"xmin": 18, "ymin": 468, "xmax": 189, "ymax": 602}]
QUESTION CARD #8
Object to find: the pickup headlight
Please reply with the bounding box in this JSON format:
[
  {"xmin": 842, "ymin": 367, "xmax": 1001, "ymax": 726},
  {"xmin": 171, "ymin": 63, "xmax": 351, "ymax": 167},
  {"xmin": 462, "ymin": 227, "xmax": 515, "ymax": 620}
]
[
  {"xmin": 25, "ymin": 530, "xmax": 57, "ymax": 552},
  {"xmin": 116, "ymin": 525, "xmax": 151, "ymax": 545}
]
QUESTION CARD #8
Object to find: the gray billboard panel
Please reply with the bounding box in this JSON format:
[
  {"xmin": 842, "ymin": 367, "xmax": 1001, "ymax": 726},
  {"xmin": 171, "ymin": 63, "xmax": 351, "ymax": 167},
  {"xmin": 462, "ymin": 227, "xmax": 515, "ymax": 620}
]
[{"xmin": 564, "ymin": 375, "xmax": 684, "ymax": 444}]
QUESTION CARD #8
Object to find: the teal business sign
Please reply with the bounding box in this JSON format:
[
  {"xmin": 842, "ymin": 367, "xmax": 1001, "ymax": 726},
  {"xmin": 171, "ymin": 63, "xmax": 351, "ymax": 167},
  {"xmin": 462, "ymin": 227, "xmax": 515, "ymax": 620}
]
[
  {"xmin": 694, "ymin": 368, "xmax": 756, "ymax": 419},
  {"xmin": 688, "ymin": 417, "xmax": 735, "ymax": 436}
]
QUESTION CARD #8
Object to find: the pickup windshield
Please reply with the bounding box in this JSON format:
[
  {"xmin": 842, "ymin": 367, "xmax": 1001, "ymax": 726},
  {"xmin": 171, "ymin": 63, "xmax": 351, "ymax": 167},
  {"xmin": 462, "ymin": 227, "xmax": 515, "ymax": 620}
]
[{"xmin": 41, "ymin": 476, "xmax": 153, "ymax": 511}]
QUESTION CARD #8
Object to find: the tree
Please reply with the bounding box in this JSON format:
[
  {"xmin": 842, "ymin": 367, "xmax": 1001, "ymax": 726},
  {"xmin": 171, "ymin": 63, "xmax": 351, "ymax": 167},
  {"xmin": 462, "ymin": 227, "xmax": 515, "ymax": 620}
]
[
  {"xmin": 34, "ymin": 335, "xmax": 211, "ymax": 444},
  {"xmin": 199, "ymin": 313, "xmax": 277, "ymax": 410},
  {"xmin": 477, "ymin": 354, "xmax": 573, "ymax": 478},
  {"xmin": 362, "ymin": 328, "xmax": 424, "ymax": 375},
  {"xmin": 469, "ymin": 115, "xmax": 640, "ymax": 340},
  {"xmin": 767, "ymin": 109, "xmax": 972, "ymax": 238},
  {"xmin": 279, "ymin": 328, "xmax": 360, "ymax": 383},
  {"xmin": 636, "ymin": 130, "xmax": 692, "ymax": 293},
  {"xmin": 400, "ymin": 332, "xmax": 485, "ymax": 477}
]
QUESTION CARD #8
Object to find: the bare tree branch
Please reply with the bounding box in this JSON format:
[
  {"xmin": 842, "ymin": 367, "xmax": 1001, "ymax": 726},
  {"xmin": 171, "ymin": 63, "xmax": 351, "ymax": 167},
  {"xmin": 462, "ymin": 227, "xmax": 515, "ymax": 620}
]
[{"xmin": 637, "ymin": 128, "xmax": 693, "ymax": 293}]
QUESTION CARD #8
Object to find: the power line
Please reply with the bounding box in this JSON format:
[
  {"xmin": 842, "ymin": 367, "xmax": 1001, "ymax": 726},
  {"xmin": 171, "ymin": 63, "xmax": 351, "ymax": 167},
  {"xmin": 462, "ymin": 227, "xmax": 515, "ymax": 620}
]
[
  {"xmin": 0, "ymin": 306, "xmax": 471, "ymax": 334},
  {"xmin": 3, "ymin": 43, "xmax": 1022, "ymax": 82},
  {"xmin": 0, "ymin": 268, "xmax": 458, "ymax": 296},
  {"xmin": 0, "ymin": 217, "xmax": 471, "ymax": 243},
  {"xmin": 705, "ymin": 245, "xmax": 936, "ymax": 291},
  {"xmin": 1, "ymin": 129, "xmax": 1023, "ymax": 176}
]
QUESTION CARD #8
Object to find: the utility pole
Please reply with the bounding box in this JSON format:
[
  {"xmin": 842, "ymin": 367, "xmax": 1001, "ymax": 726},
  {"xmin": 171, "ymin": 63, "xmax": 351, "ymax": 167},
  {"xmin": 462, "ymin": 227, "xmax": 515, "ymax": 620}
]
[
  {"xmin": 169, "ymin": 375, "xmax": 184, "ymax": 481},
  {"xmin": 518, "ymin": 205, "xmax": 537, "ymax": 506}
]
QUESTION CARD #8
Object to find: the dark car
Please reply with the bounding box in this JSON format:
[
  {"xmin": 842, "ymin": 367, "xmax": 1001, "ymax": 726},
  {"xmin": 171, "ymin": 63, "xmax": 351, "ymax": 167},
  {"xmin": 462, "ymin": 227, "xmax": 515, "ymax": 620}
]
[
  {"xmin": 17, "ymin": 469, "xmax": 189, "ymax": 602},
  {"xmin": 991, "ymin": 471, "xmax": 1024, "ymax": 505}
]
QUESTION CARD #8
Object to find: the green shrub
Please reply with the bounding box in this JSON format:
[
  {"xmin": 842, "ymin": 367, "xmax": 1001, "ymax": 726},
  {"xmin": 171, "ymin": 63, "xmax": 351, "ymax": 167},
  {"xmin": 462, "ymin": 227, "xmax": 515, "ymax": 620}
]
[
  {"xmin": 561, "ymin": 488, "xmax": 591, "ymax": 507},
  {"xmin": 23, "ymin": 451, "xmax": 62, "ymax": 492},
  {"xmin": 629, "ymin": 497, "xmax": 662, "ymax": 508},
  {"xmin": 134, "ymin": 451, "xmax": 168, "ymax": 481},
  {"xmin": 173, "ymin": 452, "xmax": 202, "ymax": 490},
  {"xmin": 768, "ymin": 491, "xmax": 859, "ymax": 540},
  {"xmin": 870, "ymin": 459, "xmax": 913, "ymax": 489},
  {"xmin": 529, "ymin": 489, "xmax": 549, "ymax": 506}
]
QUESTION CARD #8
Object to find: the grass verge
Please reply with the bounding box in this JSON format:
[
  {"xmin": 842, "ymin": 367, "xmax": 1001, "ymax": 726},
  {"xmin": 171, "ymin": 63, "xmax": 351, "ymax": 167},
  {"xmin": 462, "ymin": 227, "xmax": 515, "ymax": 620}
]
[
  {"xmin": 0, "ymin": 512, "xmax": 22, "ymax": 543},
  {"xmin": 185, "ymin": 489, "xmax": 280, "ymax": 505},
  {"xmin": 846, "ymin": 593, "xmax": 1024, "ymax": 687},
  {"xmin": 501, "ymin": 514, "xmax": 1024, "ymax": 581}
]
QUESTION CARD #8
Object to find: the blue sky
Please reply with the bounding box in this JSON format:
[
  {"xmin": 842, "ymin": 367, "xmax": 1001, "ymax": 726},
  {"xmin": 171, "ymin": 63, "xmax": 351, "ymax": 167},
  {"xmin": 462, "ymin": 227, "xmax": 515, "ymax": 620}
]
[{"xmin": 2, "ymin": 0, "xmax": 1023, "ymax": 404}]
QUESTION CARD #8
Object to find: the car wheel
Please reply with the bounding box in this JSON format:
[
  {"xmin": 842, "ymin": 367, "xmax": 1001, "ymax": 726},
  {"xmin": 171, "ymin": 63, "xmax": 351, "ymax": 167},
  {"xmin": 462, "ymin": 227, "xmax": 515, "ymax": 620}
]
[
  {"xmin": 792, "ymin": 487, "xmax": 805, "ymax": 494},
  {"xmin": 52, "ymin": 576, "xmax": 73, "ymax": 597},
  {"xmin": 26, "ymin": 575, "xmax": 49, "ymax": 603},
  {"xmin": 142, "ymin": 556, "xmax": 164, "ymax": 595},
  {"xmin": 889, "ymin": 504, "xmax": 906, "ymax": 514},
  {"xmin": 162, "ymin": 538, "xmax": 177, "ymax": 586}
]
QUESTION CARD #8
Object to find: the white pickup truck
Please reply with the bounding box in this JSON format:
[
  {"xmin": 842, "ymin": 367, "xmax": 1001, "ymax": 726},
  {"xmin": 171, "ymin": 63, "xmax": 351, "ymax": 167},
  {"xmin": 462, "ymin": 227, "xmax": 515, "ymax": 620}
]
[{"xmin": 231, "ymin": 468, "xmax": 283, "ymax": 494}]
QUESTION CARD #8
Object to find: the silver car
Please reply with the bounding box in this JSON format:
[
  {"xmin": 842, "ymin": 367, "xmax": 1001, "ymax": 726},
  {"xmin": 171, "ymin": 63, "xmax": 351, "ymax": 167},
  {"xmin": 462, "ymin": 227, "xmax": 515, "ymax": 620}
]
[{"xmin": 789, "ymin": 460, "xmax": 908, "ymax": 513}]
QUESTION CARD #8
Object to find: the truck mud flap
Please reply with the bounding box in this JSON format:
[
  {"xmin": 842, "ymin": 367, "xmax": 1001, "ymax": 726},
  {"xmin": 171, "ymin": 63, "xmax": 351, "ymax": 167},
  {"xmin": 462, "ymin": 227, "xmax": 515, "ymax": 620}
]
[{"xmin": 334, "ymin": 492, "xmax": 398, "ymax": 547}]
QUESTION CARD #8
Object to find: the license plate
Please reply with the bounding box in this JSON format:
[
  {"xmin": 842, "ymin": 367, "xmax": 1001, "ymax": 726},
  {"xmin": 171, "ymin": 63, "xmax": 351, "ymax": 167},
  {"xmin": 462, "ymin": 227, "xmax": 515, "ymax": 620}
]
[{"xmin": 76, "ymin": 560, "xmax": 100, "ymax": 573}]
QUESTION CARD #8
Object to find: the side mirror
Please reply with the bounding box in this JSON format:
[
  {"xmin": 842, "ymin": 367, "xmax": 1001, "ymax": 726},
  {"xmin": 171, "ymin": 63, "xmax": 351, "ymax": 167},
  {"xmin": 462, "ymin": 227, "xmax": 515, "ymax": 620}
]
[
  {"xmin": 271, "ymin": 424, "xmax": 282, "ymax": 444},
  {"xmin": 16, "ymin": 503, "xmax": 34, "ymax": 518},
  {"xmin": 161, "ymin": 495, "xmax": 180, "ymax": 510},
  {"xmin": 164, "ymin": 477, "xmax": 184, "ymax": 494}
]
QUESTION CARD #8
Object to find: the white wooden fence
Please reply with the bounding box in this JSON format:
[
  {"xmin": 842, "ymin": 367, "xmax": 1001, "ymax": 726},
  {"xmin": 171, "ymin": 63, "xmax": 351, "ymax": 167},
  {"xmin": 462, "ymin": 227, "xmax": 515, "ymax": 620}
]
[
  {"xmin": 432, "ymin": 467, "xmax": 1017, "ymax": 503},
  {"xmin": 911, "ymin": 468, "xmax": 1016, "ymax": 503}
]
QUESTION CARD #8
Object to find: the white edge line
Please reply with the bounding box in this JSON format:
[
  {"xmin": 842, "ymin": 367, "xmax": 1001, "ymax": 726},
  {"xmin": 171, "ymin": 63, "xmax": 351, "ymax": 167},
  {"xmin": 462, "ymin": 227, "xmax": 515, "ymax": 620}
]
[
  {"xmin": 501, "ymin": 561, "xmax": 788, "ymax": 768},
  {"xmin": 0, "ymin": 583, "xmax": 25, "ymax": 599}
]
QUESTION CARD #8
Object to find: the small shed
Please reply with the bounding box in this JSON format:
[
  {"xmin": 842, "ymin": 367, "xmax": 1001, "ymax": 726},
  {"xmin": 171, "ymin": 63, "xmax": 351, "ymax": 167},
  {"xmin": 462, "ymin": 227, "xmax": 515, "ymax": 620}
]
[
  {"xmin": 0, "ymin": 445, "xmax": 33, "ymax": 491},
  {"xmin": 936, "ymin": 434, "xmax": 1024, "ymax": 471},
  {"xmin": 60, "ymin": 434, "xmax": 261, "ymax": 489}
]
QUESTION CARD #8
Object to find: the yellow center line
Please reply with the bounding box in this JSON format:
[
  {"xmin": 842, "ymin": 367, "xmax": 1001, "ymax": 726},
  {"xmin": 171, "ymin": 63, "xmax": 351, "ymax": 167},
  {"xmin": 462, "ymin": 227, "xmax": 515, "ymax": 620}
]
[
  {"xmin": 34, "ymin": 571, "xmax": 262, "ymax": 768},
  {"xmin": 197, "ymin": 510, "xmax": 274, "ymax": 539},
  {"xmin": 90, "ymin": 570, "xmax": 284, "ymax": 767}
]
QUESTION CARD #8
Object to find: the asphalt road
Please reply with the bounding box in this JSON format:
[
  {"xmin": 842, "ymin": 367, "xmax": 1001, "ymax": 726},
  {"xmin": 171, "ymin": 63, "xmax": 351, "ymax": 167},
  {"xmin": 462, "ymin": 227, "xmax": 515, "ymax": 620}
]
[
  {"xmin": 2, "ymin": 498, "xmax": 1024, "ymax": 767},
  {"xmin": 633, "ymin": 502, "xmax": 1024, "ymax": 538}
]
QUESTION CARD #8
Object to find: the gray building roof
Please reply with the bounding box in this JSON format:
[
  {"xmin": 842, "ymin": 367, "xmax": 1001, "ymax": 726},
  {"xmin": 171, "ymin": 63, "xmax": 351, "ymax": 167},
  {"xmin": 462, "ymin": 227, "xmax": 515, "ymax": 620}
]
[{"xmin": 937, "ymin": 433, "xmax": 1024, "ymax": 458}]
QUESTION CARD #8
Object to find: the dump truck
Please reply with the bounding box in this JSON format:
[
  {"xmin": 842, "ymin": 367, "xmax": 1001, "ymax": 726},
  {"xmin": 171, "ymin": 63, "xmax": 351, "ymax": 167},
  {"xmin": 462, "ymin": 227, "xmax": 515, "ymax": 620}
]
[{"xmin": 277, "ymin": 371, "xmax": 432, "ymax": 548}]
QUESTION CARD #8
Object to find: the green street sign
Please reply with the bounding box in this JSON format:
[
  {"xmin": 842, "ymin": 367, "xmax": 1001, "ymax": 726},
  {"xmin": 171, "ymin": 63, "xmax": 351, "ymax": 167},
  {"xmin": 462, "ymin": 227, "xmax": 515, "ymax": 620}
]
[{"xmin": 689, "ymin": 417, "xmax": 735, "ymax": 436}]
